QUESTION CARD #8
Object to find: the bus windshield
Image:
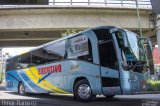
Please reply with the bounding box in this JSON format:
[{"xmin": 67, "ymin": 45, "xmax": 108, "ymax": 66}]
[
  {"xmin": 126, "ymin": 31, "xmax": 146, "ymax": 62},
  {"xmin": 114, "ymin": 30, "xmax": 147, "ymax": 72}
]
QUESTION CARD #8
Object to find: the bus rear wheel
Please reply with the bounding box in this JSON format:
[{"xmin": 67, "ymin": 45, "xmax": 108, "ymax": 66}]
[
  {"xmin": 74, "ymin": 79, "xmax": 95, "ymax": 101},
  {"xmin": 18, "ymin": 82, "xmax": 26, "ymax": 95}
]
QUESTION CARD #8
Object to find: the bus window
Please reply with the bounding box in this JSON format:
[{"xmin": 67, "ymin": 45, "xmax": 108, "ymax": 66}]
[
  {"xmin": 12, "ymin": 57, "xmax": 21, "ymax": 70},
  {"xmin": 21, "ymin": 40, "xmax": 67, "ymax": 66},
  {"xmin": 45, "ymin": 40, "xmax": 66, "ymax": 63},
  {"xmin": 94, "ymin": 29, "xmax": 118, "ymax": 70},
  {"xmin": 67, "ymin": 35, "xmax": 93, "ymax": 62},
  {"xmin": 6, "ymin": 59, "xmax": 13, "ymax": 71},
  {"xmin": 6, "ymin": 56, "xmax": 21, "ymax": 71},
  {"xmin": 31, "ymin": 48, "xmax": 47, "ymax": 65},
  {"xmin": 20, "ymin": 53, "xmax": 32, "ymax": 68}
]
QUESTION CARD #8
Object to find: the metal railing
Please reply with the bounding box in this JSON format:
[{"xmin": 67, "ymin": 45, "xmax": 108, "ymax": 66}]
[
  {"xmin": 0, "ymin": 0, "xmax": 151, "ymax": 9},
  {"xmin": 48, "ymin": 0, "xmax": 151, "ymax": 9}
]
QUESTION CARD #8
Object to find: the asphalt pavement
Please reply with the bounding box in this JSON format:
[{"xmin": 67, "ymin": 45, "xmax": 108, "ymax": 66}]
[{"xmin": 0, "ymin": 85, "xmax": 160, "ymax": 106}]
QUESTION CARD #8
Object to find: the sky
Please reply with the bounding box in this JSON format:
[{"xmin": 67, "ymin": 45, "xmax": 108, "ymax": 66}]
[
  {"xmin": 155, "ymin": 45, "xmax": 158, "ymax": 47},
  {"xmin": 2, "ymin": 47, "xmax": 35, "ymax": 57}
]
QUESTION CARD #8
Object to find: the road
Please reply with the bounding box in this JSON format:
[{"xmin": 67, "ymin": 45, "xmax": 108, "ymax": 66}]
[{"xmin": 0, "ymin": 86, "xmax": 160, "ymax": 106}]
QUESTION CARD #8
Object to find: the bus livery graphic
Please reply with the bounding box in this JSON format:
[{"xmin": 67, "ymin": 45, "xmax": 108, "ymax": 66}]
[{"xmin": 38, "ymin": 64, "xmax": 62, "ymax": 74}]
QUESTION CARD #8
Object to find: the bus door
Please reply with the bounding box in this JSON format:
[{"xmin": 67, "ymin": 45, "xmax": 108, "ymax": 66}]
[{"xmin": 94, "ymin": 29, "xmax": 121, "ymax": 96}]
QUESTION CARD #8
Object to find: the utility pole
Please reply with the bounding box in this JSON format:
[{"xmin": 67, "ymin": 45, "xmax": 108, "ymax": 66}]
[
  {"xmin": 135, "ymin": 0, "xmax": 143, "ymax": 37},
  {"xmin": 0, "ymin": 48, "xmax": 2, "ymax": 84}
]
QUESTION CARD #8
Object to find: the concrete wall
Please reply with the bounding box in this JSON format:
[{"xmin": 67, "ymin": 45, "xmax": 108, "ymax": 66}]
[
  {"xmin": 156, "ymin": 14, "xmax": 160, "ymax": 52},
  {"xmin": 0, "ymin": 6, "xmax": 153, "ymax": 31}
]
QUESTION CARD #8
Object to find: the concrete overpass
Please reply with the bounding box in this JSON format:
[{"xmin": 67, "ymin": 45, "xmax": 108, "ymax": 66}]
[
  {"xmin": 0, "ymin": 3, "xmax": 155, "ymax": 47},
  {"xmin": 151, "ymin": 0, "xmax": 160, "ymax": 52}
]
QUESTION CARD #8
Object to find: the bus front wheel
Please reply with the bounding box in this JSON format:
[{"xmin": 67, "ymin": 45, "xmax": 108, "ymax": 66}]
[
  {"xmin": 74, "ymin": 79, "xmax": 95, "ymax": 101},
  {"xmin": 18, "ymin": 82, "xmax": 26, "ymax": 95}
]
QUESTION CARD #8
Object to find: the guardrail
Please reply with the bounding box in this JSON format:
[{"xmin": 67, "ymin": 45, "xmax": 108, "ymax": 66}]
[
  {"xmin": 48, "ymin": 0, "xmax": 151, "ymax": 9},
  {"xmin": 0, "ymin": 0, "xmax": 151, "ymax": 9}
]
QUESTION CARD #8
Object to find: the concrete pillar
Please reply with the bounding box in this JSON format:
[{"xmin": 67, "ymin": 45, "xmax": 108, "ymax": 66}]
[{"xmin": 156, "ymin": 14, "xmax": 160, "ymax": 52}]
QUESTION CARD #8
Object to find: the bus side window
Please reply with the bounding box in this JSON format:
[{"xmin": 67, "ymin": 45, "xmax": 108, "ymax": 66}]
[
  {"xmin": 31, "ymin": 48, "xmax": 47, "ymax": 65},
  {"xmin": 67, "ymin": 35, "xmax": 93, "ymax": 62},
  {"xmin": 45, "ymin": 40, "xmax": 66, "ymax": 63},
  {"xmin": 20, "ymin": 53, "xmax": 32, "ymax": 69},
  {"xmin": 6, "ymin": 59, "xmax": 12, "ymax": 71},
  {"xmin": 12, "ymin": 57, "xmax": 20, "ymax": 70},
  {"xmin": 76, "ymin": 40, "xmax": 93, "ymax": 62}
]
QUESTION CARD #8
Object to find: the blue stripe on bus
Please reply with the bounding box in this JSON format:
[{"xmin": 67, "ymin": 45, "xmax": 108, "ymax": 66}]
[
  {"xmin": 18, "ymin": 70, "xmax": 48, "ymax": 93},
  {"xmin": 7, "ymin": 70, "xmax": 48, "ymax": 93}
]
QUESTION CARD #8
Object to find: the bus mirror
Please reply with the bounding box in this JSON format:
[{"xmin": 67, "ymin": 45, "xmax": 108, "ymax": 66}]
[{"xmin": 139, "ymin": 37, "xmax": 153, "ymax": 51}]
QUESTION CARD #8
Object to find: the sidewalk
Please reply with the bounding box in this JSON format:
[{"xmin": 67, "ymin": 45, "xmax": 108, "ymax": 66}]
[{"xmin": 135, "ymin": 91, "xmax": 160, "ymax": 94}]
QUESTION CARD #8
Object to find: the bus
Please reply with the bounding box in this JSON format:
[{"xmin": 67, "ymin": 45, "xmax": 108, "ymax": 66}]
[{"xmin": 5, "ymin": 26, "xmax": 153, "ymax": 101}]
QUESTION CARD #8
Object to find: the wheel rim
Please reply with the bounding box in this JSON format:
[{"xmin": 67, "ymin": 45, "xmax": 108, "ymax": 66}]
[
  {"xmin": 78, "ymin": 84, "xmax": 91, "ymax": 99},
  {"xmin": 19, "ymin": 84, "xmax": 25, "ymax": 94}
]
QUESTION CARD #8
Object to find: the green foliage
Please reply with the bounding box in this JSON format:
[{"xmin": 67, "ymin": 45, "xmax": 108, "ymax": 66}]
[
  {"xmin": 61, "ymin": 29, "xmax": 79, "ymax": 37},
  {"xmin": 0, "ymin": 71, "xmax": 5, "ymax": 84},
  {"xmin": 154, "ymin": 65, "xmax": 160, "ymax": 73},
  {"xmin": 147, "ymin": 80, "xmax": 160, "ymax": 91}
]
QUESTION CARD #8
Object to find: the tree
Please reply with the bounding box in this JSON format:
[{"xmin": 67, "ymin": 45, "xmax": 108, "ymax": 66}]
[
  {"xmin": 61, "ymin": 29, "xmax": 79, "ymax": 37},
  {"xmin": 0, "ymin": 52, "xmax": 11, "ymax": 84}
]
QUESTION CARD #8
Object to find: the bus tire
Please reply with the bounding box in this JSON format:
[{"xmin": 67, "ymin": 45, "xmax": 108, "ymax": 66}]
[
  {"xmin": 18, "ymin": 82, "xmax": 26, "ymax": 95},
  {"xmin": 74, "ymin": 79, "xmax": 95, "ymax": 101}
]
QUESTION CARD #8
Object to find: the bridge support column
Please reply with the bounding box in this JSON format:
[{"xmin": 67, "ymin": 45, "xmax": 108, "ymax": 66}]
[{"xmin": 156, "ymin": 14, "xmax": 160, "ymax": 52}]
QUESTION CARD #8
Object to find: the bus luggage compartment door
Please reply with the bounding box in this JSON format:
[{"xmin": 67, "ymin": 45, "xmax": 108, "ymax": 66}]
[{"xmin": 100, "ymin": 67, "xmax": 121, "ymax": 96}]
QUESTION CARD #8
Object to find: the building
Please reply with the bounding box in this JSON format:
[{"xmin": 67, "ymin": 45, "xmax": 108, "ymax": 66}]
[{"xmin": 153, "ymin": 47, "xmax": 160, "ymax": 75}]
